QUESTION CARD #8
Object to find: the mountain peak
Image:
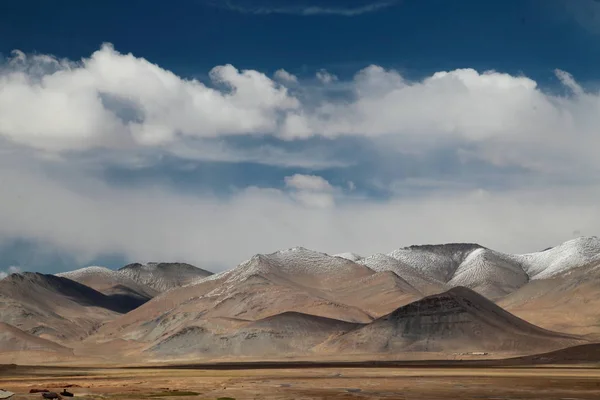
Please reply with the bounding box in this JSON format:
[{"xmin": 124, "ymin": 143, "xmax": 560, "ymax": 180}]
[
  {"xmin": 401, "ymin": 242, "xmax": 484, "ymax": 252},
  {"xmin": 521, "ymin": 236, "xmax": 600, "ymax": 279},
  {"xmin": 118, "ymin": 261, "xmax": 213, "ymax": 292},
  {"xmin": 57, "ymin": 266, "xmax": 115, "ymax": 280},
  {"xmin": 334, "ymin": 252, "xmax": 363, "ymax": 262},
  {"xmin": 271, "ymin": 246, "xmax": 322, "ymax": 255}
]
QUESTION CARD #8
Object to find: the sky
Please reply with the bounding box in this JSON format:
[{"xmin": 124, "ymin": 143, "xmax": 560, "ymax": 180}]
[{"xmin": 1, "ymin": 0, "xmax": 600, "ymax": 275}]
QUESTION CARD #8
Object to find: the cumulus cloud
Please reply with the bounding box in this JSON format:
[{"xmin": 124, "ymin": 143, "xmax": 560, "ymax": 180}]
[
  {"xmin": 274, "ymin": 69, "xmax": 298, "ymax": 83},
  {"xmin": 284, "ymin": 174, "xmax": 336, "ymax": 208},
  {"xmin": 3, "ymin": 44, "xmax": 600, "ymax": 176},
  {"xmin": 555, "ymin": 68, "xmax": 584, "ymax": 96},
  {"xmin": 0, "ymin": 43, "xmax": 298, "ymax": 151},
  {"xmin": 285, "ymin": 174, "xmax": 334, "ymax": 192},
  {"xmin": 316, "ymin": 69, "xmax": 338, "ymax": 84}
]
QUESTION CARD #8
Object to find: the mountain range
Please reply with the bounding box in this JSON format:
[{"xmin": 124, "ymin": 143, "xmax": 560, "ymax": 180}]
[{"xmin": 2, "ymin": 236, "xmax": 600, "ymax": 364}]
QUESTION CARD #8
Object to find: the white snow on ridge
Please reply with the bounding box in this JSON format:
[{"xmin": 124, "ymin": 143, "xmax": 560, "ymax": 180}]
[
  {"xmin": 381, "ymin": 237, "xmax": 600, "ymax": 290},
  {"xmin": 334, "ymin": 253, "xmax": 363, "ymax": 262},
  {"xmin": 517, "ymin": 236, "xmax": 600, "ymax": 280},
  {"xmin": 357, "ymin": 253, "xmax": 442, "ymax": 290},
  {"xmin": 387, "ymin": 249, "xmax": 460, "ymax": 281},
  {"xmin": 118, "ymin": 262, "xmax": 212, "ymax": 292},
  {"xmin": 56, "ymin": 265, "xmax": 157, "ymax": 295},
  {"xmin": 225, "ymin": 247, "xmax": 372, "ymax": 283},
  {"xmin": 448, "ymin": 248, "xmax": 528, "ymax": 291},
  {"xmin": 267, "ymin": 247, "xmax": 370, "ymax": 276},
  {"xmin": 190, "ymin": 247, "xmax": 375, "ymax": 297},
  {"xmin": 57, "ymin": 266, "xmax": 118, "ymax": 281},
  {"xmin": 183, "ymin": 236, "xmax": 600, "ymax": 295}
]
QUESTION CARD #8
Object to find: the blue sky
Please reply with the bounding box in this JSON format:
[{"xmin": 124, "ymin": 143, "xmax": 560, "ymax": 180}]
[
  {"xmin": 1, "ymin": 0, "xmax": 600, "ymax": 275},
  {"xmin": 3, "ymin": 0, "xmax": 600, "ymax": 82}
]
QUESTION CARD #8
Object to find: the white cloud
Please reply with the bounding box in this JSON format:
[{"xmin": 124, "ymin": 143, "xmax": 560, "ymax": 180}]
[
  {"xmin": 316, "ymin": 69, "xmax": 338, "ymax": 84},
  {"xmin": 285, "ymin": 66, "xmax": 600, "ymax": 175},
  {"xmin": 274, "ymin": 69, "xmax": 298, "ymax": 83},
  {"xmin": 291, "ymin": 191, "xmax": 336, "ymax": 208},
  {"xmin": 285, "ymin": 174, "xmax": 334, "ymax": 192},
  {"xmin": 3, "ymin": 45, "xmax": 600, "ymax": 175},
  {"xmin": 555, "ymin": 69, "xmax": 584, "ymax": 96},
  {"xmin": 284, "ymin": 174, "xmax": 336, "ymax": 208},
  {"xmin": 202, "ymin": 0, "xmax": 398, "ymax": 16},
  {"xmin": 0, "ymin": 44, "xmax": 298, "ymax": 151},
  {"xmin": 0, "ymin": 266, "xmax": 20, "ymax": 280}
]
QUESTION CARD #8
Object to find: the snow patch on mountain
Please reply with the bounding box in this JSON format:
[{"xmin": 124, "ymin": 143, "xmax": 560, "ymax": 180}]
[
  {"xmin": 166, "ymin": 237, "xmax": 600, "ymax": 300},
  {"xmin": 357, "ymin": 253, "xmax": 440, "ymax": 290},
  {"xmin": 334, "ymin": 253, "xmax": 363, "ymax": 262},
  {"xmin": 387, "ymin": 244, "xmax": 481, "ymax": 282},
  {"xmin": 518, "ymin": 236, "xmax": 600, "ymax": 280},
  {"xmin": 194, "ymin": 247, "xmax": 374, "ymax": 298},
  {"xmin": 265, "ymin": 247, "xmax": 370, "ymax": 276},
  {"xmin": 57, "ymin": 266, "xmax": 119, "ymax": 281},
  {"xmin": 57, "ymin": 266, "xmax": 157, "ymax": 299},
  {"xmin": 382, "ymin": 237, "xmax": 600, "ymax": 291},
  {"xmin": 448, "ymin": 248, "xmax": 529, "ymax": 297},
  {"xmin": 119, "ymin": 262, "xmax": 213, "ymax": 292}
]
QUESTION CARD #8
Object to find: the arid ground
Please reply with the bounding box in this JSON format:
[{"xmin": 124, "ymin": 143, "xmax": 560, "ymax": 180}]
[{"xmin": 3, "ymin": 365, "xmax": 600, "ymax": 400}]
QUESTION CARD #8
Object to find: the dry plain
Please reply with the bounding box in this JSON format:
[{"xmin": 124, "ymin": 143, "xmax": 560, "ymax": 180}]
[{"xmin": 3, "ymin": 364, "xmax": 600, "ymax": 400}]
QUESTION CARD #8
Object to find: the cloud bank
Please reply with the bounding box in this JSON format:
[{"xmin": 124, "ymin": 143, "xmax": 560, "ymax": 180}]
[
  {"xmin": 2, "ymin": 44, "xmax": 598, "ymax": 175},
  {"xmin": 1, "ymin": 44, "xmax": 600, "ymax": 272}
]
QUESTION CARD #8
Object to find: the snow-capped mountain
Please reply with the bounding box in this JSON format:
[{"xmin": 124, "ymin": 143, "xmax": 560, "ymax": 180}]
[
  {"xmin": 356, "ymin": 253, "xmax": 443, "ymax": 294},
  {"xmin": 519, "ymin": 236, "xmax": 600, "ymax": 279},
  {"xmin": 334, "ymin": 252, "xmax": 363, "ymax": 262},
  {"xmin": 372, "ymin": 236, "xmax": 600, "ymax": 298},
  {"xmin": 203, "ymin": 247, "xmax": 374, "ymax": 290}
]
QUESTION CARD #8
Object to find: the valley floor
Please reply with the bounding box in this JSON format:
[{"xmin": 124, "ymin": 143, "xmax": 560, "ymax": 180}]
[{"xmin": 3, "ymin": 365, "xmax": 600, "ymax": 399}]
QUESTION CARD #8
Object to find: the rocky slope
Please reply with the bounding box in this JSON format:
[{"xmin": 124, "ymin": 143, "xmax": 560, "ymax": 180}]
[
  {"xmin": 0, "ymin": 272, "xmax": 135, "ymax": 343},
  {"xmin": 91, "ymin": 248, "xmax": 383, "ymax": 347},
  {"xmin": 499, "ymin": 260, "xmax": 600, "ymax": 336},
  {"xmin": 148, "ymin": 312, "xmax": 360, "ymax": 358},
  {"xmin": 325, "ymin": 287, "xmax": 584, "ymax": 354},
  {"xmin": 57, "ymin": 266, "xmax": 158, "ymax": 309},
  {"xmin": 0, "ymin": 322, "xmax": 72, "ymax": 354}
]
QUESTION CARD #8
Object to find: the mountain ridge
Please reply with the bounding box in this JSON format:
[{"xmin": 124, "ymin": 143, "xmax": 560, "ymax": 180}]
[{"xmin": 1, "ymin": 236, "xmax": 600, "ymax": 362}]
